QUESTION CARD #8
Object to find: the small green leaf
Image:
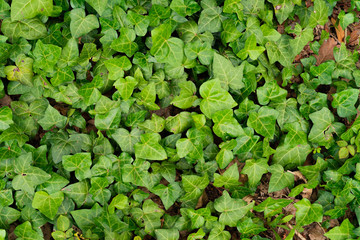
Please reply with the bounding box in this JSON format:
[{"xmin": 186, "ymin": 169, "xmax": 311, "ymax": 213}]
[
  {"xmin": 171, "ymin": 81, "xmax": 198, "ymax": 109},
  {"xmin": 85, "ymin": 0, "xmax": 108, "ymax": 15},
  {"xmin": 253, "ymin": 197, "xmax": 292, "ymax": 218}
]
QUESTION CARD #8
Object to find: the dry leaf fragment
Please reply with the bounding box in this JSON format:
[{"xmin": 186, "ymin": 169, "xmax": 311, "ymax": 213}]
[
  {"xmin": 331, "ymin": 17, "xmax": 345, "ymax": 43},
  {"xmin": 315, "ymin": 38, "xmax": 337, "ymax": 65}
]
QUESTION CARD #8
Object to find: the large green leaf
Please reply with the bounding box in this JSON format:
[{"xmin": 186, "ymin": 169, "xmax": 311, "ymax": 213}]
[
  {"xmin": 248, "ymin": 106, "xmax": 279, "ymax": 139},
  {"xmin": 134, "ymin": 133, "xmax": 167, "ymax": 160},
  {"xmin": 70, "ymin": 8, "xmax": 99, "ymax": 38},
  {"xmin": 294, "ymin": 198, "xmax": 323, "ymax": 227},
  {"xmin": 38, "ymin": 105, "xmax": 67, "ymax": 130},
  {"xmin": 151, "ymin": 182, "xmax": 183, "ymax": 210},
  {"xmin": 111, "ymin": 28, "xmax": 138, "ymax": 57},
  {"xmin": 332, "ymin": 89, "xmax": 359, "ymax": 118},
  {"xmin": 213, "ymin": 53, "xmax": 244, "ymax": 90},
  {"xmin": 324, "ymin": 219, "xmax": 355, "ymax": 240},
  {"xmin": 85, "ymin": 0, "xmax": 108, "ymax": 15},
  {"xmin": 199, "ymin": 79, "xmax": 237, "ymax": 118},
  {"xmin": 242, "ymin": 158, "xmax": 269, "ymax": 188},
  {"xmin": 62, "ymin": 153, "xmax": 92, "ymax": 181},
  {"xmin": 268, "ymin": 164, "xmax": 294, "ymax": 193},
  {"xmin": 32, "ymin": 191, "xmax": 64, "ymax": 220},
  {"xmin": 0, "ymin": 106, "xmax": 13, "ymax": 131},
  {"xmin": 11, "ymin": 0, "xmax": 53, "ymax": 21},
  {"xmin": 214, "ymin": 191, "xmax": 254, "ymax": 227}
]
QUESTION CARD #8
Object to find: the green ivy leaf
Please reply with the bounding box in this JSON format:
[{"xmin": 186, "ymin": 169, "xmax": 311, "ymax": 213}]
[
  {"xmin": 4, "ymin": 54, "xmax": 34, "ymax": 86},
  {"xmin": 308, "ymin": 0, "xmax": 329, "ymax": 28},
  {"xmin": 214, "ymin": 163, "xmax": 240, "ymax": 189},
  {"xmin": 247, "ymin": 106, "xmax": 279, "ymax": 139},
  {"xmin": 14, "ymin": 221, "xmax": 43, "ymax": 240},
  {"xmin": 11, "ymin": 0, "xmax": 53, "ymax": 21},
  {"xmin": 266, "ymin": 35, "xmax": 294, "ymax": 67},
  {"xmin": 200, "ymin": 79, "xmax": 237, "ymax": 118},
  {"xmin": 33, "ymin": 40, "xmax": 61, "ymax": 73},
  {"xmin": 324, "ymin": 219, "xmax": 355, "ymax": 240},
  {"xmin": 155, "ymin": 229, "xmax": 180, "ymax": 240},
  {"xmin": 134, "ymin": 133, "xmax": 167, "ymax": 160},
  {"xmin": 12, "ymin": 153, "xmax": 51, "ymax": 193},
  {"xmin": 214, "ymin": 191, "xmax": 255, "ymax": 227},
  {"xmin": 111, "ymin": 28, "xmax": 138, "ymax": 57},
  {"xmin": 268, "ymin": 164, "xmax": 294, "ymax": 193},
  {"xmin": 130, "ymin": 199, "xmax": 164, "ymax": 234},
  {"xmin": 171, "ymin": 81, "xmax": 198, "ymax": 109},
  {"xmin": 212, "ymin": 109, "xmax": 244, "ymax": 139},
  {"xmin": 310, "ymin": 61, "xmax": 335, "ymax": 85},
  {"xmin": 1, "ymin": 18, "xmax": 47, "ymax": 40},
  {"xmin": 150, "ymin": 23, "xmax": 184, "ymax": 65},
  {"xmin": 242, "ymin": 158, "xmax": 269, "ymax": 188},
  {"xmin": 332, "ymin": 89, "xmax": 359, "ymax": 118},
  {"xmin": 294, "ymin": 198, "xmax": 323, "ymax": 227},
  {"xmin": 62, "ymin": 153, "xmax": 92, "ymax": 181},
  {"xmin": 32, "ymin": 191, "xmax": 64, "ymax": 220},
  {"xmin": 237, "ymin": 35, "xmax": 265, "ymax": 60},
  {"xmin": 89, "ymin": 177, "xmax": 111, "ymax": 205},
  {"xmin": 308, "ymin": 107, "xmax": 337, "ymax": 146},
  {"xmin": 0, "ymin": 106, "xmax": 13, "ymax": 131},
  {"xmin": 198, "ymin": 0, "xmax": 223, "ymax": 33},
  {"xmin": 257, "ymin": 81, "xmax": 287, "ymax": 105},
  {"xmin": 268, "ymin": 0, "xmax": 294, "ymax": 24},
  {"xmin": 70, "ymin": 8, "xmax": 99, "ymax": 38},
  {"xmin": 38, "ymin": 105, "xmax": 67, "ymax": 130},
  {"xmin": 85, "ymin": 0, "xmax": 108, "ymax": 15},
  {"xmin": 253, "ymin": 197, "xmax": 292, "ymax": 218},
  {"xmin": 170, "ymin": 0, "xmax": 200, "ymax": 17},
  {"xmin": 104, "ymin": 56, "xmax": 132, "ymax": 80},
  {"xmin": 78, "ymin": 75, "xmax": 103, "ymax": 106},
  {"xmin": 0, "ymin": 206, "xmax": 20, "ymax": 228},
  {"xmin": 152, "ymin": 182, "xmax": 182, "ymax": 210},
  {"xmin": 213, "ymin": 53, "xmax": 244, "ymax": 90}
]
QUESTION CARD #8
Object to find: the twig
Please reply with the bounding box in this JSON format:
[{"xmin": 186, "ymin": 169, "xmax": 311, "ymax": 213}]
[{"xmin": 286, "ymin": 223, "xmax": 307, "ymax": 240}]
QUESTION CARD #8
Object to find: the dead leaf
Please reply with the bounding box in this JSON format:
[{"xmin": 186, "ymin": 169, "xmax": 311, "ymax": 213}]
[
  {"xmin": 315, "ymin": 38, "xmax": 337, "ymax": 65},
  {"xmin": 301, "ymin": 188, "xmax": 313, "ymax": 200},
  {"xmin": 348, "ymin": 29, "xmax": 360, "ymax": 46},
  {"xmin": 195, "ymin": 191, "xmax": 208, "ymax": 209},
  {"xmin": 0, "ymin": 95, "xmax": 12, "ymax": 107},
  {"xmin": 331, "ymin": 18, "xmax": 345, "ymax": 43}
]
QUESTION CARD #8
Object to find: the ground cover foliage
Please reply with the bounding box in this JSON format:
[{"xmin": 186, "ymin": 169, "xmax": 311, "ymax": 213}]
[{"xmin": 1, "ymin": 0, "xmax": 360, "ymax": 239}]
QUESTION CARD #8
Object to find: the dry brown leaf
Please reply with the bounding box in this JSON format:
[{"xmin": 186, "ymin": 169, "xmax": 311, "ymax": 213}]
[
  {"xmin": 348, "ymin": 29, "xmax": 360, "ymax": 46},
  {"xmin": 315, "ymin": 38, "xmax": 337, "ymax": 65},
  {"xmin": 0, "ymin": 95, "xmax": 12, "ymax": 107},
  {"xmin": 331, "ymin": 18, "xmax": 345, "ymax": 42}
]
